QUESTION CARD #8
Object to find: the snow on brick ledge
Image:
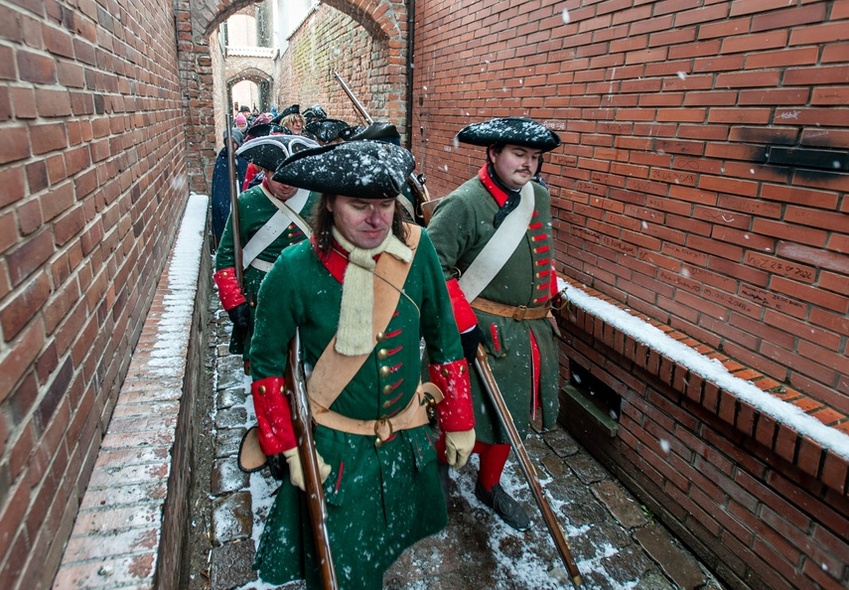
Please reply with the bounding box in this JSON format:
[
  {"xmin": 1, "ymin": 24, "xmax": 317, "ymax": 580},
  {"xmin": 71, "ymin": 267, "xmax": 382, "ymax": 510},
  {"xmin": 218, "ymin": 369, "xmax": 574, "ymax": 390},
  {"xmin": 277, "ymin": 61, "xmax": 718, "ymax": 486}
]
[{"xmin": 556, "ymin": 276, "xmax": 849, "ymax": 497}]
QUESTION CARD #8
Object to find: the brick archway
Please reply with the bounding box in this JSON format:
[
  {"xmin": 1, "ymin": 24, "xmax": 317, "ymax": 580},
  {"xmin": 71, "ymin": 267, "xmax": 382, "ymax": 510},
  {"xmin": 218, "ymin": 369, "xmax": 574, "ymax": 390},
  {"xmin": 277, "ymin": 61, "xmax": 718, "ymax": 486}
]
[{"xmin": 176, "ymin": 0, "xmax": 409, "ymax": 193}]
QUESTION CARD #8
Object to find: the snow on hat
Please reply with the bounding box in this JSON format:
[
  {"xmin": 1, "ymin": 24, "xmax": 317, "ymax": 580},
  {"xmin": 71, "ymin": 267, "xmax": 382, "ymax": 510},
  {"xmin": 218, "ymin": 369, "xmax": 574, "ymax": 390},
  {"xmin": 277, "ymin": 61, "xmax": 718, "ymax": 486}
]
[
  {"xmin": 456, "ymin": 117, "xmax": 561, "ymax": 152},
  {"xmin": 304, "ymin": 118, "xmax": 353, "ymax": 144},
  {"xmin": 349, "ymin": 121, "xmax": 401, "ymax": 144},
  {"xmin": 273, "ymin": 140, "xmax": 415, "ymax": 199},
  {"xmin": 303, "ymin": 104, "xmax": 327, "ymax": 122},
  {"xmin": 236, "ymin": 135, "xmax": 320, "ymax": 172}
]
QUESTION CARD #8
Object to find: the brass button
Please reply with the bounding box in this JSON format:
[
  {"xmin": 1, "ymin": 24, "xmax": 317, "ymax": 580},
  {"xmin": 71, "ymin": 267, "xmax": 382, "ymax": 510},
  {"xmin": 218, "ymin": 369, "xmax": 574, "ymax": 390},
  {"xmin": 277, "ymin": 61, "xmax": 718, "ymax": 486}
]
[
  {"xmin": 377, "ymin": 349, "xmax": 389, "ymax": 360},
  {"xmin": 379, "ymin": 366, "xmax": 391, "ymax": 377},
  {"xmin": 441, "ymin": 367, "xmax": 449, "ymax": 377},
  {"xmin": 383, "ymin": 384, "xmax": 394, "ymax": 395},
  {"xmin": 258, "ymin": 385, "xmax": 266, "ymax": 395},
  {"xmin": 249, "ymin": 300, "xmax": 255, "ymax": 307},
  {"xmin": 382, "ymin": 400, "xmax": 392, "ymax": 408},
  {"xmin": 376, "ymin": 332, "xmax": 386, "ymax": 342}
]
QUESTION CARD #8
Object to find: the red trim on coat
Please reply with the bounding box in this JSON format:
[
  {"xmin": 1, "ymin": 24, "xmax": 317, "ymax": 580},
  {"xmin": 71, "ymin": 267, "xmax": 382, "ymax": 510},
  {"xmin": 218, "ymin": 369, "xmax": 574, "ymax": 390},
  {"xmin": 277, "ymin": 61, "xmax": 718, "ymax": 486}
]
[
  {"xmin": 477, "ymin": 164, "xmax": 509, "ymax": 206},
  {"xmin": 429, "ymin": 358, "xmax": 475, "ymax": 432},
  {"xmin": 446, "ymin": 278, "xmax": 477, "ymax": 333},
  {"xmin": 251, "ymin": 376, "xmax": 296, "ymax": 455},
  {"xmin": 213, "ymin": 267, "xmax": 247, "ymax": 310}
]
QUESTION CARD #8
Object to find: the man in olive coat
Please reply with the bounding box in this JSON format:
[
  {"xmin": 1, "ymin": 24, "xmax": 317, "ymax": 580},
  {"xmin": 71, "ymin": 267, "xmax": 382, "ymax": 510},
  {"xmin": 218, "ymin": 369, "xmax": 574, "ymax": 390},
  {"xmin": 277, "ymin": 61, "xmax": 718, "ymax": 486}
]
[{"xmin": 427, "ymin": 117, "xmax": 562, "ymax": 531}]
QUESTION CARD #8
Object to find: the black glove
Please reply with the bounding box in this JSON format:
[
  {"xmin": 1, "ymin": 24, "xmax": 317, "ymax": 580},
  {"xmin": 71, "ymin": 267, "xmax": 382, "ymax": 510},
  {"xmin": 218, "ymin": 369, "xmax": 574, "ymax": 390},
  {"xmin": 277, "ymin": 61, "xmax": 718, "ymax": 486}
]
[
  {"xmin": 460, "ymin": 326, "xmax": 485, "ymax": 364},
  {"xmin": 267, "ymin": 453, "xmax": 288, "ymax": 481},
  {"xmin": 227, "ymin": 302, "xmax": 251, "ymax": 329},
  {"xmin": 227, "ymin": 303, "xmax": 251, "ymax": 355}
]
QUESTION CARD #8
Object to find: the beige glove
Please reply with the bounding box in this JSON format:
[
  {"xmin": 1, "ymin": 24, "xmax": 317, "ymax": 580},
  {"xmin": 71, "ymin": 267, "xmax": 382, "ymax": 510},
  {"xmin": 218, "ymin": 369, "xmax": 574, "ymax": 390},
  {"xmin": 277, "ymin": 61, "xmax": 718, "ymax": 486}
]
[
  {"xmin": 444, "ymin": 429, "xmax": 475, "ymax": 470},
  {"xmin": 282, "ymin": 447, "xmax": 332, "ymax": 491}
]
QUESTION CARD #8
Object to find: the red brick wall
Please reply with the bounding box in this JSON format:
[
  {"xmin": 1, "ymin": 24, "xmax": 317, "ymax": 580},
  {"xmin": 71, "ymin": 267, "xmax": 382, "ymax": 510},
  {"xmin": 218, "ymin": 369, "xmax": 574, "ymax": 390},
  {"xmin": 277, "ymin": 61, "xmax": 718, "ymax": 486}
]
[
  {"xmin": 275, "ymin": 2, "xmax": 410, "ymax": 140},
  {"xmin": 413, "ymin": 0, "xmax": 847, "ymax": 413},
  {"xmin": 0, "ymin": 1, "xmax": 187, "ymax": 588},
  {"xmin": 412, "ymin": 0, "xmax": 848, "ymax": 588}
]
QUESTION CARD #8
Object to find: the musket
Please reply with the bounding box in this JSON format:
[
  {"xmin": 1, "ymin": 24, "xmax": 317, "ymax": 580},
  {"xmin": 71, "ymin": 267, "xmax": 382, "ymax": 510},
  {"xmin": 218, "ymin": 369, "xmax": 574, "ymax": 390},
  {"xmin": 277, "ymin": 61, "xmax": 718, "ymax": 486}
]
[
  {"xmin": 225, "ymin": 115, "xmax": 244, "ymax": 287},
  {"xmin": 333, "ymin": 71, "xmax": 373, "ymax": 126},
  {"xmin": 332, "ymin": 71, "xmax": 431, "ymax": 224},
  {"xmin": 286, "ymin": 329, "xmax": 338, "ymax": 590},
  {"xmin": 474, "ymin": 344, "xmax": 583, "ymax": 588}
]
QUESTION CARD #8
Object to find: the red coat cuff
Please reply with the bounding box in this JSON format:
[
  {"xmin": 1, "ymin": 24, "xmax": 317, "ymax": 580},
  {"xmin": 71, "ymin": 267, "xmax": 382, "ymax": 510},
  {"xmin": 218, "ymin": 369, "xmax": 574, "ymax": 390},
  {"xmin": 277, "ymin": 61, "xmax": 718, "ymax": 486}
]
[
  {"xmin": 428, "ymin": 359, "xmax": 475, "ymax": 432},
  {"xmin": 446, "ymin": 278, "xmax": 477, "ymax": 333},
  {"xmin": 214, "ymin": 267, "xmax": 247, "ymax": 310},
  {"xmin": 251, "ymin": 377, "xmax": 296, "ymax": 455}
]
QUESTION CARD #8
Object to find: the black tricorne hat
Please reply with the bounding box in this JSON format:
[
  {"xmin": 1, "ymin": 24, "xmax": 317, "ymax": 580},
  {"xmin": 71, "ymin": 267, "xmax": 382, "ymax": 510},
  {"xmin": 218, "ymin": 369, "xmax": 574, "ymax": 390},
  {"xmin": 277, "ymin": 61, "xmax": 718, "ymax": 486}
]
[
  {"xmin": 456, "ymin": 117, "xmax": 561, "ymax": 152},
  {"xmin": 303, "ymin": 104, "xmax": 327, "ymax": 122},
  {"xmin": 271, "ymin": 107, "xmax": 303, "ymax": 126},
  {"xmin": 236, "ymin": 135, "xmax": 320, "ymax": 172},
  {"xmin": 243, "ymin": 123, "xmax": 287, "ymax": 141},
  {"xmin": 349, "ymin": 121, "xmax": 401, "ymax": 144},
  {"xmin": 304, "ymin": 118, "xmax": 352, "ymax": 144},
  {"xmin": 273, "ymin": 140, "xmax": 415, "ymax": 199}
]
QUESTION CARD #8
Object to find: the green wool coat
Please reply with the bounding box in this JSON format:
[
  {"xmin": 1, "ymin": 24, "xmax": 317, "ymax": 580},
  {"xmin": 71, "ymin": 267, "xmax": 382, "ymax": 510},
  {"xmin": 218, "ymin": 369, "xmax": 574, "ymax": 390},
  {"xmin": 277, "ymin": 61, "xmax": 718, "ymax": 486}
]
[
  {"xmin": 427, "ymin": 176, "xmax": 560, "ymax": 445},
  {"xmin": 249, "ymin": 230, "xmax": 464, "ymax": 589},
  {"xmin": 215, "ymin": 184, "xmax": 320, "ymax": 358}
]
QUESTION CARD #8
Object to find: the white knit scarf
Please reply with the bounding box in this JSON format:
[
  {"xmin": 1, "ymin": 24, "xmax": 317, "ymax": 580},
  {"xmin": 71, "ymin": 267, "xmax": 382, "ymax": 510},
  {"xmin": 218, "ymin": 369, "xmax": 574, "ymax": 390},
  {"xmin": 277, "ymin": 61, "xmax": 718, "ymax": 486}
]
[{"xmin": 331, "ymin": 226, "xmax": 413, "ymax": 356}]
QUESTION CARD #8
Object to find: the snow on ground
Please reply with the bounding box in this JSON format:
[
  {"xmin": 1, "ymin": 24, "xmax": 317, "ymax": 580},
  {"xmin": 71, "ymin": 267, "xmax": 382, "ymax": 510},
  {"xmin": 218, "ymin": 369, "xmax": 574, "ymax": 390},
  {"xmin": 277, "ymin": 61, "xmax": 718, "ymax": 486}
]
[{"xmin": 217, "ymin": 369, "xmax": 652, "ymax": 590}]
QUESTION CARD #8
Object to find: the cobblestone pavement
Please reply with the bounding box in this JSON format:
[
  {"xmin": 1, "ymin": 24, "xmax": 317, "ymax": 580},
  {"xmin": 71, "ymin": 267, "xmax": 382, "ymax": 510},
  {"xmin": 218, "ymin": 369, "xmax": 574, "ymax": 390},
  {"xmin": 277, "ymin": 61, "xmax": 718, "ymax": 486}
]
[{"xmin": 185, "ymin": 291, "xmax": 726, "ymax": 590}]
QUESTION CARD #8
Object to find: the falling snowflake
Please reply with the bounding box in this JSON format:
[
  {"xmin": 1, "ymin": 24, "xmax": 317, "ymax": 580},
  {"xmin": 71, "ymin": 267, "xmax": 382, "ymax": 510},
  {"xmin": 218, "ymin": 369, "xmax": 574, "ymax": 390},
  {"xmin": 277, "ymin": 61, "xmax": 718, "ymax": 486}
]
[
  {"xmin": 562, "ymin": 9, "xmax": 570, "ymax": 24},
  {"xmin": 659, "ymin": 439, "xmax": 671, "ymax": 455}
]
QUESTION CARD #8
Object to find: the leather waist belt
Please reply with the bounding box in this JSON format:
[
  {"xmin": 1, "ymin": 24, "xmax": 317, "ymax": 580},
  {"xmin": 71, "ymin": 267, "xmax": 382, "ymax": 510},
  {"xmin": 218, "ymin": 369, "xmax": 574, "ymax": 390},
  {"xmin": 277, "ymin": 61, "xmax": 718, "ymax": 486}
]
[
  {"xmin": 471, "ymin": 297, "xmax": 551, "ymax": 321},
  {"xmin": 250, "ymin": 258, "xmax": 274, "ymax": 273},
  {"xmin": 311, "ymin": 382, "xmax": 444, "ymax": 446}
]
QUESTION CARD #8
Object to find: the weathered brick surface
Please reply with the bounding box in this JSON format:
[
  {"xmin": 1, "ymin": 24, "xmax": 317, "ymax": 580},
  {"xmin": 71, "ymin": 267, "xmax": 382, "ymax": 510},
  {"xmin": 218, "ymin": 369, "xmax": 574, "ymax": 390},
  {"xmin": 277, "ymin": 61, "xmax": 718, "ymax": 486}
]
[
  {"xmin": 557, "ymin": 278, "xmax": 849, "ymax": 589},
  {"xmin": 2, "ymin": 0, "xmax": 187, "ymax": 582},
  {"xmin": 3, "ymin": 1, "xmax": 847, "ymax": 590},
  {"xmin": 52, "ymin": 194, "xmax": 209, "ymax": 590}
]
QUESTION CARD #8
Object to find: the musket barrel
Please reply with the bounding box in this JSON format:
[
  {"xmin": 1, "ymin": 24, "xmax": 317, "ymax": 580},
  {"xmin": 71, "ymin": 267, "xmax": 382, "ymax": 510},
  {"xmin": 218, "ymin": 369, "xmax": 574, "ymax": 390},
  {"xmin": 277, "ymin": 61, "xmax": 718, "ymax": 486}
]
[
  {"xmin": 474, "ymin": 344, "xmax": 583, "ymax": 587},
  {"xmin": 332, "ymin": 71, "xmax": 432, "ymax": 224},
  {"xmin": 333, "ymin": 71, "xmax": 373, "ymax": 125}
]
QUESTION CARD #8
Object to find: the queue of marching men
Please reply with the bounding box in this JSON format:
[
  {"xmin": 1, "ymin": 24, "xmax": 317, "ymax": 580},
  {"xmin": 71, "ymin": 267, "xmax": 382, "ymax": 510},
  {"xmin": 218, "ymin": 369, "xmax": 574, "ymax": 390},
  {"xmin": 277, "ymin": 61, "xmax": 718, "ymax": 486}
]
[
  {"xmin": 208, "ymin": 104, "xmax": 569, "ymax": 588},
  {"xmin": 210, "ymin": 102, "xmax": 404, "ymax": 248}
]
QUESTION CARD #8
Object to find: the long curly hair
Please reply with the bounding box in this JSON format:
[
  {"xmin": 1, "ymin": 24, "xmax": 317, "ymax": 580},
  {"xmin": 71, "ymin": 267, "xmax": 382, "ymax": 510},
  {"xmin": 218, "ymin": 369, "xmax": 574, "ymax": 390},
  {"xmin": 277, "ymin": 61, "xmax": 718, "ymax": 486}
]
[{"xmin": 313, "ymin": 194, "xmax": 409, "ymax": 254}]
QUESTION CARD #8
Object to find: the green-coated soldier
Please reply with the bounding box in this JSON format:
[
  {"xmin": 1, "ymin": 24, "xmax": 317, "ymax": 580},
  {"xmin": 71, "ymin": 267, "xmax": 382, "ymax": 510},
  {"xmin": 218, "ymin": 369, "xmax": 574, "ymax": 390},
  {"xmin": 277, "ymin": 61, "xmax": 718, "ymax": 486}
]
[
  {"xmin": 248, "ymin": 140, "xmax": 477, "ymax": 589},
  {"xmin": 213, "ymin": 135, "xmax": 321, "ymax": 373},
  {"xmin": 427, "ymin": 117, "xmax": 563, "ymax": 531}
]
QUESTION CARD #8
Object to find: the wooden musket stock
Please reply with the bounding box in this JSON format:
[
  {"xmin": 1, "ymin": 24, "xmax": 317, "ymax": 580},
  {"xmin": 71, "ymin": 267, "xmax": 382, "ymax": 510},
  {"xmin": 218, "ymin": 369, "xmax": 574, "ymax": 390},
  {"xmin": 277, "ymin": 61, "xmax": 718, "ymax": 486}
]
[
  {"xmin": 286, "ymin": 330, "xmax": 338, "ymax": 590},
  {"xmin": 474, "ymin": 344, "xmax": 583, "ymax": 587}
]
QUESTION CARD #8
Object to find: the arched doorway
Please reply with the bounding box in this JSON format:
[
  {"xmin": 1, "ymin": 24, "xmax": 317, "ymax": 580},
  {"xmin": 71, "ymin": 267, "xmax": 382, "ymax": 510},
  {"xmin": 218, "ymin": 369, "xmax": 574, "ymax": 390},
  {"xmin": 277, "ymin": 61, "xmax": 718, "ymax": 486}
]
[{"xmin": 175, "ymin": 0, "xmax": 410, "ymax": 194}]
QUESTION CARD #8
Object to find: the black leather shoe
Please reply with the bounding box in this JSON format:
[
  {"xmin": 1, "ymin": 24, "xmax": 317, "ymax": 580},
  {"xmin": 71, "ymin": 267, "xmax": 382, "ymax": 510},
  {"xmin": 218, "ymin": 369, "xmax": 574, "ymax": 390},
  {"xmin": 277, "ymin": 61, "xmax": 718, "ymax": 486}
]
[{"xmin": 475, "ymin": 481, "xmax": 530, "ymax": 531}]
